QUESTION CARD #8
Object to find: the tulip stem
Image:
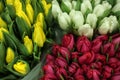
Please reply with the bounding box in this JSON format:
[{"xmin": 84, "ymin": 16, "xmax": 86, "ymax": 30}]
[
  {"xmin": 106, "ymin": 54, "xmax": 109, "ymax": 63},
  {"xmin": 60, "ymin": 75, "xmax": 64, "ymax": 80}
]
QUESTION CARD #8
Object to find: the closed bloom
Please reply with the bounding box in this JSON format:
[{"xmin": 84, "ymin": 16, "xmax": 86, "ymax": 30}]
[
  {"xmin": 52, "ymin": 0, "xmax": 62, "ymax": 18},
  {"xmin": 6, "ymin": 47, "xmax": 15, "ymax": 63},
  {"xmin": 112, "ymin": 3, "xmax": 120, "ymax": 13},
  {"xmin": 58, "ymin": 12, "xmax": 71, "ymax": 30},
  {"xmin": 78, "ymin": 24, "xmax": 93, "ymax": 38},
  {"xmin": 69, "ymin": 10, "xmax": 84, "ymax": 29},
  {"xmin": 0, "ymin": 17, "xmax": 7, "ymax": 29},
  {"xmin": 0, "ymin": 27, "xmax": 8, "ymax": 41},
  {"xmin": 93, "ymin": 1, "xmax": 111, "ymax": 17},
  {"xmin": 32, "ymin": 23, "xmax": 46, "ymax": 47},
  {"xmin": 36, "ymin": 13, "xmax": 44, "ymax": 29},
  {"xmin": 6, "ymin": 0, "xmax": 14, "ymax": 5},
  {"xmin": 23, "ymin": 36, "xmax": 33, "ymax": 54},
  {"xmin": 86, "ymin": 13, "xmax": 97, "ymax": 29},
  {"xmin": 43, "ymin": 64, "xmax": 54, "ymax": 74},
  {"xmin": 13, "ymin": 60, "xmax": 30, "ymax": 75},
  {"xmin": 81, "ymin": 0, "xmax": 92, "ymax": 15},
  {"xmin": 98, "ymin": 15, "xmax": 119, "ymax": 34}
]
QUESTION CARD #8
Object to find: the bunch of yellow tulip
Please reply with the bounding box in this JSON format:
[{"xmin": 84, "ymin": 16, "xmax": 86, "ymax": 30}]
[{"xmin": 0, "ymin": 0, "xmax": 51, "ymax": 79}]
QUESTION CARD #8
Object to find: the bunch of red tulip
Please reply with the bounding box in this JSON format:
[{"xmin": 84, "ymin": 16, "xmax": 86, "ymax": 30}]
[{"xmin": 40, "ymin": 33, "xmax": 120, "ymax": 80}]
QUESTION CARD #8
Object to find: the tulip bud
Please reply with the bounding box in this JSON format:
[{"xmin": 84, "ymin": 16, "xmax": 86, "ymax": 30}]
[
  {"xmin": 23, "ymin": 36, "xmax": 33, "ymax": 54},
  {"xmin": 56, "ymin": 68, "xmax": 68, "ymax": 79},
  {"xmin": 13, "ymin": 60, "xmax": 30, "ymax": 75},
  {"xmin": 93, "ymin": 1, "xmax": 111, "ymax": 18},
  {"xmin": 98, "ymin": 15, "xmax": 119, "ymax": 34},
  {"xmin": 6, "ymin": 47, "xmax": 15, "ymax": 63},
  {"xmin": 78, "ymin": 24, "xmax": 93, "ymax": 38},
  {"xmin": 58, "ymin": 12, "xmax": 71, "ymax": 30},
  {"xmin": 86, "ymin": 13, "xmax": 97, "ymax": 29},
  {"xmin": 0, "ymin": 17, "xmax": 7, "ymax": 29},
  {"xmin": 0, "ymin": 27, "xmax": 8, "ymax": 41},
  {"xmin": 36, "ymin": 13, "xmax": 44, "ymax": 29},
  {"xmin": 69, "ymin": 10, "xmax": 84, "ymax": 29},
  {"xmin": 43, "ymin": 64, "xmax": 54, "ymax": 74},
  {"xmin": 112, "ymin": 3, "xmax": 120, "ymax": 13},
  {"xmin": 81, "ymin": 0, "xmax": 92, "ymax": 15},
  {"xmin": 91, "ymin": 0, "xmax": 101, "ymax": 7},
  {"xmin": 61, "ymin": 0, "xmax": 72, "ymax": 13},
  {"xmin": 32, "ymin": 23, "xmax": 46, "ymax": 47},
  {"xmin": 6, "ymin": 0, "xmax": 14, "ymax": 5},
  {"xmin": 41, "ymin": 74, "xmax": 57, "ymax": 80},
  {"xmin": 52, "ymin": 0, "xmax": 62, "ymax": 18}
]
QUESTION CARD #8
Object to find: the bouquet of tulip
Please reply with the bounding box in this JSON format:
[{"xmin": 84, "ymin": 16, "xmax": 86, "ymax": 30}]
[
  {"xmin": 0, "ymin": 0, "xmax": 52, "ymax": 79},
  {"xmin": 52, "ymin": 0, "xmax": 120, "ymax": 38},
  {"xmin": 40, "ymin": 33, "xmax": 120, "ymax": 80}
]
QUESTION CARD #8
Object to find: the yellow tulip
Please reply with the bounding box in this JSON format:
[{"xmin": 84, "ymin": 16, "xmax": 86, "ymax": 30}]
[
  {"xmin": 36, "ymin": 13, "xmax": 44, "ymax": 29},
  {"xmin": 24, "ymin": 36, "xmax": 33, "ymax": 54},
  {"xmin": 33, "ymin": 23, "xmax": 46, "ymax": 47},
  {"xmin": 0, "ymin": 28, "xmax": 8, "ymax": 41},
  {"xmin": 41, "ymin": 0, "xmax": 51, "ymax": 15},
  {"xmin": 6, "ymin": 0, "xmax": 14, "ymax": 5},
  {"xmin": 6, "ymin": 47, "xmax": 15, "ymax": 63},
  {"xmin": 13, "ymin": 0, "xmax": 22, "ymax": 11},
  {"xmin": 0, "ymin": 17, "xmax": 7, "ymax": 29},
  {"xmin": 13, "ymin": 60, "xmax": 30, "ymax": 75}
]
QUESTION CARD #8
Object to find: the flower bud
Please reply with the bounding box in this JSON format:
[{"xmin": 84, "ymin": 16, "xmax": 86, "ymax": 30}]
[
  {"xmin": 58, "ymin": 12, "xmax": 71, "ymax": 30},
  {"xmin": 112, "ymin": 3, "xmax": 120, "ymax": 13},
  {"xmin": 78, "ymin": 24, "xmax": 93, "ymax": 38},
  {"xmin": 23, "ymin": 36, "xmax": 33, "ymax": 54},
  {"xmin": 86, "ymin": 13, "xmax": 97, "ymax": 29},
  {"xmin": 0, "ymin": 17, "xmax": 7, "ymax": 29},
  {"xmin": 6, "ymin": 47, "xmax": 15, "ymax": 63},
  {"xmin": 69, "ymin": 10, "xmax": 84, "ymax": 29},
  {"xmin": 13, "ymin": 60, "xmax": 30, "ymax": 75},
  {"xmin": 36, "ymin": 13, "xmax": 44, "ymax": 29}
]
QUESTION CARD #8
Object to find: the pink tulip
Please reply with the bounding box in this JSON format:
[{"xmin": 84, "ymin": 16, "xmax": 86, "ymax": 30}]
[
  {"xmin": 62, "ymin": 34, "xmax": 74, "ymax": 50},
  {"xmin": 76, "ymin": 36, "xmax": 91, "ymax": 53}
]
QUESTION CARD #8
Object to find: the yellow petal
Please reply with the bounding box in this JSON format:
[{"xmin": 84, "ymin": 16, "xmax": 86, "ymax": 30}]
[
  {"xmin": 36, "ymin": 13, "xmax": 44, "ymax": 28},
  {"xmin": 0, "ymin": 17, "xmax": 7, "ymax": 29}
]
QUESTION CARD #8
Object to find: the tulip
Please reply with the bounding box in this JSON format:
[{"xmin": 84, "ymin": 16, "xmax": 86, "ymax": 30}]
[
  {"xmin": 61, "ymin": 0, "xmax": 72, "ymax": 13},
  {"xmin": 86, "ymin": 13, "xmax": 97, "ymax": 29},
  {"xmin": 0, "ymin": 17, "xmax": 7, "ymax": 29},
  {"xmin": 62, "ymin": 34, "xmax": 74, "ymax": 50},
  {"xmin": 55, "ymin": 57, "xmax": 68, "ymax": 68},
  {"xmin": 112, "ymin": 3, "xmax": 120, "ymax": 13},
  {"xmin": 32, "ymin": 23, "xmax": 46, "ymax": 47},
  {"xmin": 6, "ymin": 0, "xmax": 14, "ymax": 5},
  {"xmin": 58, "ymin": 12, "xmax": 71, "ymax": 30},
  {"xmin": 90, "ymin": 62, "xmax": 102, "ymax": 71},
  {"xmin": 76, "ymin": 36, "xmax": 91, "ymax": 53},
  {"xmin": 72, "ymin": 0, "xmax": 81, "ymax": 10},
  {"xmin": 78, "ymin": 24, "xmax": 93, "ymax": 38},
  {"xmin": 71, "ymin": 52, "xmax": 79, "ymax": 60},
  {"xmin": 98, "ymin": 15, "xmax": 119, "ymax": 34},
  {"xmin": 74, "ymin": 68, "xmax": 84, "ymax": 77},
  {"xmin": 111, "ymin": 75, "xmax": 120, "ymax": 80},
  {"xmin": 36, "ymin": 13, "xmax": 44, "ymax": 29},
  {"xmin": 69, "ymin": 10, "xmax": 84, "ymax": 29},
  {"xmin": 52, "ymin": 0, "xmax": 62, "ymax": 18},
  {"xmin": 103, "ymin": 66, "xmax": 113, "ymax": 78},
  {"xmin": 95, "ymin": 54, "xmax": 106, "ymax": 64},
  {"xmin": 46, "ymin": 54, "xmax": 55, "ymax": 64},
  {"xmin": 6, "ymin": 47, "xmax": 15, "ymax": 63},
  {"xmin": 93, "ymin": 1, "xmax": 111, "ymax": 18},
  {"xmin": 52, "ymin": 44, "xmax": 60, "ymax": 56},
  {"xmin": 43, "ymin": 64, "xmax": 54, "ymax": 74},
  {"xmin": 108, "ymin": 58, "xmax": 119, "ymax": 69},
  {"xmin": 75, "ymin": 75, "xmax": 85, "ymax": 80},
  {"xmin": 91, "ymin": 0, "xmax": 101, "ymax": 7},
  {"xmin": 23, "ymin": 36, "xmax": 33, "ymax": 55},
  {"xmin": 13, "ymin": 60, "xmax": 30, "ymax": 75},
  {"xmin": 0, "ymin": 27, "xmax": 8, "ymax": 41},
  {"xmin": 81, "ymin": 0, "xmax": 92, "ymax": 15},
  {"xmin": 56, "ymin": 68, "xmax": 68, "ymax": 79},
  {"xmin": 41, "ymin": 74, "xmax": 57, "ymax": 80}
]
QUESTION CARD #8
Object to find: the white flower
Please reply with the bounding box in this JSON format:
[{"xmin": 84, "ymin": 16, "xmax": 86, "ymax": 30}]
[
  {"xmin": 58, "ymin": 12, "xmax": 71, "ymax": 30},
  {"xmin": 86, "ymin": 13, "xmax": 97, "ymax": 29},
  {"xmin": 98, "ymin": 15, "xmax": 119, "ymax": 34},
  {"xmin": 52, "ymin": 0, "xmax": 62, "ymax": 18},
  {"xmin": 72, "ymin": 1, "xmax": 77, "ymax": 9},
  {"xmin": 93, "ymin": 1, "xmax": 111, "ymax": 17},
  {"xmin": 69, "ymin": 10, "xmax": 84, "ymax": 29},
  {"xmin": 92, "ymin": 0, "xmax": 101, "ymax": 6},
  {"xmin": 112, "ymin": 3, "xmax": 120, "ymax": 13},
  {"xmin": 117, "ymin": 0, "xmax": 120, "ymax": 3},
  {"xmin": 78, "ymin": 24, "xmax": 93, "ymax": 37},
  {"xmin": 81, "ymin": 0, "xmax": 92, "ymax": 15}
]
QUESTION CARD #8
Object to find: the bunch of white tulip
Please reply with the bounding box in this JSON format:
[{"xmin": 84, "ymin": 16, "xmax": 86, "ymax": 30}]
[{"xmin": 52, "ymin": 0, "xmax": 120, "ymax": 38}]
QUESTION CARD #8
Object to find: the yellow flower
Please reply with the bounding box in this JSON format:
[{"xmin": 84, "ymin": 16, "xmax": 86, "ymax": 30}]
[
  {"xmin": 26, "ymin": 3, "xmax": 34, "ymax": 24},
  {"xmin": 41, "ymin": 0, "xmax": 51, "ymax": 15},
  {"xmin": 32, "ymin": 23, "xmax": 46, "ymax": 47},
  {"xmin": 24, "ymin": 36, "xmax": 33, "ymax": 54},
  {"xmin": 13, "ymin": 60, "xmax": 30, "ymax": 75},
  {"xmin": 0, "ymin": 28, "xmax": 8, "ymax": 41},
  {"xmin": 6, "ymin": 0, "xmax": 14, "ymax": 5},
  {"xmin": 36, "ymin": 13, "xmax": 44, "ymax": 29},
  {"xmin": 13, "ymin": 0, "xmax": 22, "ymax": 11},
  {"xmin": 0, "ymin": 17, "xmax": 7, "ymax": 29},
  {"xmin": 6, "ymin": 47, "xmax": 15, "ymax": 63}
]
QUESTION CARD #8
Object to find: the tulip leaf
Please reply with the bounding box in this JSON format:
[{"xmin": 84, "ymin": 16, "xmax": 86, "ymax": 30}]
[
  {"xmin": 75, "ymin": 0, "xmax": 81, "ymax": 11},
  {"xmin": 107, "ymin": 0, "xmax": 116, "ymax": 6},
  {"xmin": 61, "ymin": 1, "xmax": 71, "ymax": 13},
  {"xmin": 114, "ymin": 11, "xmax": 120, "ymax": 17}
]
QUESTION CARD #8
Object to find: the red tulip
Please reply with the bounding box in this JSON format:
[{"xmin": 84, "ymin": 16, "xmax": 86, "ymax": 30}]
[
  {"xmin": 82, "ymin": 64, "xmax": 90, "ymax": 73},
  {"xmin": 55, "ymin": 57, "xmax": 68, "ymax": 68},
  {"xmin": 43, "ymin": 64, "xmax": 54, "ymax": 74},
  {"xmin": 95, "ymin": 54, "xmax": 106, "ymax": 64},
  {"xmin": 90, "ymin": 62, "xmax": 102, "ymax": 72},
  {"xmin": 78, "ymin": 51, "xmax": 95, "ymax": 64},
  {"xmin": 52, "ymin": 44, "xmax": 60, "ymax": 56},
  {"xmin": 74, "ymin": 68, "xmax": 84, "ymax": 77},
  {"xmin": 112, "ymin": 34, "xmax": 120, "ymax": 45},
  {"xmin": 102, "ymin": 66, "xmax": 113, "ymax": 78},
  {"xmin": 111, "ymin": 75, "xmax": 120, "ymax": 80},
  {"xmin": 62, "ymin": 34, "xmax": 74, "ymax": 50},
  {"xmin": 40, "ymin": 74, "xmax": 57, "ymax": 80},
  {"xmin": 108, "ymin": 58, "xmax": 119, "ymax": 69},
  {"xmin": 75, "ymin": 75, "xmax": 85, "ymax": 80},
  {"xmin": 103, "ymin": 42, "xmax": 115, "ymax": 57},
  {"xmin": 68, "ymin": 62, "xmax": 79, "ymax": 75},
  {"xmin": 58, "ymin": 47, "xmax": 70, "ymax": 60},
  {"xmin": 46, "ymin": 54, "xmax": 55, "ymax": 65},
  {"xmin": 76, "ymin": 36, "xmax": 91, "ymax": 53},
  {"xmin": 71, "ymin": 52, "xmax": 79, "ymax": 60},
  {"xmin": 56, "ymin": 68, "xmax": 68, "ymax": 79}
]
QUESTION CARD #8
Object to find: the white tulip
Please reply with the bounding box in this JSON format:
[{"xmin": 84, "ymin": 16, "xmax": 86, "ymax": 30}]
[
  {"xmin": 112, "ymin": 3, "xmax": 120, "ymax": 13},
  {"xmin": 78, "ymin": 24, "xmax": 93, "ymax": 37},
  {"xmin": 98, "ymin": 15, "xmax": 119, "ymax": 34},
  {"xmin": 86, "ymin": 13, "xmax": 97, "ymax": 29},
  {"xmin": 58, "ymin": 12, "xmax": 71, "ymax": 30},
  {"xmin": 52, "ymin": 0, "xmax": 62, "ymax": 18},
  {"xmin": 69, "ymin": 10, "xmax": 84, "ymax": 29},
  {"xmin": 81, "ymin": 0, "xmax": 92, "ymax": 15},
  {"xmin": 117, "ymin": 0, "xmax": 120, "ymax": 3},
  {"xmin": 72, "ymin": 1, "xmax": 77, "ymax": 9}
]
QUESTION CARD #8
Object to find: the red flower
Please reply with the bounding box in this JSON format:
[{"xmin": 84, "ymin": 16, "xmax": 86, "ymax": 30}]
[
  {"xmin": 90, "ymin": 62, "xmax": 102, "ymax": 72},
  {"xmin": 46, "ymin": 54, "xmax": 55, "ymax": 65},
  {"xmin": 52, "ymin": 44, "xmax": 60, "ymax": 56},
  {"xmin": 103, "ymin": 66, "xmax": 113, "ymax": 78},
  {"xmin": 111, "ymin": 75, "xmax": 120, "ymax": 80},
  {"xmin": 55, "ymin": 57, "xmax": 68, "ymax": 68},
  {"xmin": 75, "ymin": 75, "xmax": 85, "ymax": 80},
  {"xmin": 40, "ymin": 74, "xmax": 57, "ymax": 80},
  {"xmin": 76, "ymin": 36, "xmax": 91, "ymax": 53},
  {"xmin": 78, "ymin": 51, "xmax": 95, "ymax": 64},
  {"xmin": 56, "ymin": 68, "xmax": 68, "ymax": 79},
  {"xmin": 43, "ymin": 64, "xmax": 54, "ymax": 74},
  {"xmin": 62, "ymin": 34, "xmax": 74, "ymax": 50},
  {"xmin": 74, "ymin": 68, "xmax": 84, "ymax": 77},
  {"xmin": 95, "ymin": 54, "xmax": 106, "ymax": 64},
  {"xmin": 108, "ymin": 58, "xmax": 119, "ymax": 69},
  {"xmin": 82, "ymin": 64, "xmax": 90, "ymax": 73},
  {"xmin": 103, "ymin": 42, "xmax": 115, "ymax": 57},
  {"xmin": 112, "ymin": 33, "xmax": 120, "ymax": 45},
  {"xmin": 71, "ymin": 52, "xmax": 79, "ymax": 60}
]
